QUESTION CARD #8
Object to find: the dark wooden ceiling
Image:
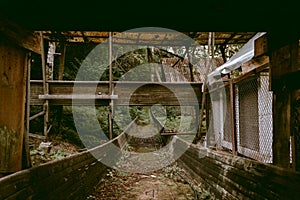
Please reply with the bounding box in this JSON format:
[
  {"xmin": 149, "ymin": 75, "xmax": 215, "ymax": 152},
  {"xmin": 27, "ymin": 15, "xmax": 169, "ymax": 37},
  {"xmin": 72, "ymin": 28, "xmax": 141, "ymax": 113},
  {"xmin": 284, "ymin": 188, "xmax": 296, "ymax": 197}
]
[{"xmin": 40, "ymin": 31, "xmax": 258, "ymax": 46}]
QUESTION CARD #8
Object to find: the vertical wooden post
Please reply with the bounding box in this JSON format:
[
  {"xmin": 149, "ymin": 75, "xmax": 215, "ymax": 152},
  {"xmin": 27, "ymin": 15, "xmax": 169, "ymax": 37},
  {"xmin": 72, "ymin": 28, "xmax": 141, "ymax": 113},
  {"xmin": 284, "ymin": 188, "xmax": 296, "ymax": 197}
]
[
  {"xmin": 0, "ymin": 37, "xmax": 27, "ymax": 174},
  {"xmin": 108, "ymin": 32, "xmax": 113, "ymax": 140},
  {"xmin": 230, "ymin": 80, "xmax": 238, "ymax": 155},
  {"xmin": 186, "ymin": 45, "xmax": 194, "ymax": 82},
  {"xmin": 40, "ymin": 32, "xmax": 49, "ymax": 138},
  {"xmin": 195, "ymin": 32, "xmax": 214, "ymax": 143},
  {"xmin": 272, "ymin": 85, "xmax": 291, "ymax": 168},
  {"xmin": 291, "ymin": 89, "xmax": 300, "ymax": 171},
  {"xmin": 58, "ymin": 43, "xmax": 66, "ymax": 80},
  {"xmin": 23, "ymin": 52, "xmax": 32, "ymax": 169},
  {"xmin": 268, "ymin": 33, "xmax": 300, "ymax": 169}
]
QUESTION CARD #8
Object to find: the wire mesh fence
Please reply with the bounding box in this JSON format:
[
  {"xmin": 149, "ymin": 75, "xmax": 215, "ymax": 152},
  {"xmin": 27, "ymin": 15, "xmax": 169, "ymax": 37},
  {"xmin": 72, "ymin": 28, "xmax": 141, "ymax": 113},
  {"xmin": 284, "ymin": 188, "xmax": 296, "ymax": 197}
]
[{"xmin": 208, "ymin": 71, "xmax": 273, "ymax": 163}]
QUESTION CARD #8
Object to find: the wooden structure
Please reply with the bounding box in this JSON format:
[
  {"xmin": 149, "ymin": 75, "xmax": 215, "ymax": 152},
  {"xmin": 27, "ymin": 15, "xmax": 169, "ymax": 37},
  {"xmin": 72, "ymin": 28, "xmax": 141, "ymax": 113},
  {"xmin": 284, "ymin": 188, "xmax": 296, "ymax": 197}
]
[
  {"xmin": 206, "ymin": 32, "xmax": 300, "ymax": 172},
  {"xmin": 1, "ymin": 10, "xmax": 300, "ymax": 199},
  {"xmin": 207, "ymin": 33, "xmax": 272, "ymax": 162},
  {"xmin": 1, "ymin": 120, "xmax": 300, "ymax": 199},
  {"xmin": 29, "ymin": 81, "xmax": 202, "ymax": 106},
  {"xmin": 268, "ymin": 33, "xmax": 300, "ymax": 170},
  {"xmin": 0, "ymin": 18, "xmax": 41, "ymax": 174}
]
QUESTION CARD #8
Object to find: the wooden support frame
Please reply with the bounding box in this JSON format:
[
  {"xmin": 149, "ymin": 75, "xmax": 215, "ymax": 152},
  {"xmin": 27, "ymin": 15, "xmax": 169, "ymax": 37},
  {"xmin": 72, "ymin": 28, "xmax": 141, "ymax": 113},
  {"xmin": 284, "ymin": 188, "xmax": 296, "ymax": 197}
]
[
  {"xmin": 108, "ymin": 32, "xmax": 114, "ymax": 140},
  {"xmin": 268, "ymin": 33, "xmax": 300, "ymax": 169},
  {"xmin": 0, "ymin": 18, "xmax": 41, "ymax": 54},
  {"xmin": 58, "ymin": 43, "xmax": 66, "ymax": 80},
  {"xmin": 0, "ymin": 34, "xmax": 28, "ymax": 173},
  {"xmin": 39, "ymin": 31, "xmax": 51, "ymax": 139},
  {"xmin": 229, "ymin": 80, "xmax": 238, "ymax": 155},
  {"xmin": 291, "ymin": 89, "xmax": 300, "ymax": 171},
  {"xmin": 272, "ymin": 84, "xmax": 291, "ymax": 168},
  {"xmin": 23, "ymin": 52, "xmax": 32, "ymax": 169}
]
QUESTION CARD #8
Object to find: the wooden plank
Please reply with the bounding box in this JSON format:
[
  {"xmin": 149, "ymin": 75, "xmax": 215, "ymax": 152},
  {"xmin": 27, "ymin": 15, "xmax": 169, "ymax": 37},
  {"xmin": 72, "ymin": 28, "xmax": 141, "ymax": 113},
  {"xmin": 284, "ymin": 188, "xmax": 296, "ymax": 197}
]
[
  {"xmin": 241, "ymin": 55, "xmax": 269, "ymax": 74},
  {"xmin": 39, "ymin": 94, "xmax": 118, "ymax": 100},
  {"xmin": 30, "ymin": 81, "xmax": 202, "ymax": 106},
  {"xmin": 58, "ymin": 43, "xmax": 66, "ymax": 80},
  {"xmin": 29, "ymin": 111, "xmax": 45, "ymax": 121},
  {"xmin": 273, "ymin": 87, "xmax": 291, "ymax": 168},
  {"xmin": 115, "ymin": 82, "xmax": 202, "ymax": 106},
  {"xmin": 0, "ymin": 18, "xmax": 41, "ymax": 54},
  {"xmin": 254, "ymin": 34, "xmax": 268, "ymax": 57},
  {"xmin": 23, "ymin": 52, "xmax": 32, "ymax": 169},
  {"xmin": 269, "ymin": 37, "xmax": 300, "ymax": 91},
  {"xmin": 161, "ymin": 132, "xmax": 196, "ymax": 136},
  {"xmin": 0, "ymin": 36, "xmax": 27, "ymax": 173},
  {"xmin": 229, "ymin": 80, "xmax": 237, "ymax": 155},
  {"xmin": 109, "ymin": 32, "xmax": 113, "ymax": 140},
  {"xmin": 28, "ymin": 133, "xmax": 46, "ymax": 140},
  {"xmin": 291, "ymin": 89, "xmax": 300, "ymax": 171}
]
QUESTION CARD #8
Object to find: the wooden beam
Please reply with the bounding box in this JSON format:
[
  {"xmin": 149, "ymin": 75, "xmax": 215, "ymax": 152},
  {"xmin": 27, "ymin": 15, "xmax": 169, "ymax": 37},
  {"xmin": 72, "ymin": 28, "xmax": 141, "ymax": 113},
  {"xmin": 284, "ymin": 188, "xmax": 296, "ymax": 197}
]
[
  {"xmin": 109, "ymin": 32, "xmax": 113, "ymax": 140},
  {"xmin": 58, "ymin": 43, "xmax": 66, "ymax": 80},
  {"xmin": 268, "ymin": 33, "xmax": 300, "ymax": 168},
  {"xmin": 0, "ymin": 18, "xmax": 41, "ymax": 54},
  {"xmin": 38, "ymin": 94, "xmax": 118, "ymax": 99},
  {"xmin": 291, "ymin": 90, "xmax": 300, "ymax": 171},
  {"xmin": 29, "ymin": 111, "xmax": 45, "ymax": 121},
  {"xmin": 30, "ymin": 81, "xmax": 202, "ymax": 106},
  {"xmin": 272, "ymin": 84, "xmax": 291, "ymax": 168},
  {"xmin": 0, "ymin": 35, "xmax": 28, "ymax": 173},
  {"xmin": 28, "ymin": 133, "xmax": 46, "ymax": 140},
  {"xmin": 23, "ymin": 52, "xmax": 32, "ymax": 169},
  {"xmin": 229, "ymin": 80, "xmax": 237, "ymax": 155}
]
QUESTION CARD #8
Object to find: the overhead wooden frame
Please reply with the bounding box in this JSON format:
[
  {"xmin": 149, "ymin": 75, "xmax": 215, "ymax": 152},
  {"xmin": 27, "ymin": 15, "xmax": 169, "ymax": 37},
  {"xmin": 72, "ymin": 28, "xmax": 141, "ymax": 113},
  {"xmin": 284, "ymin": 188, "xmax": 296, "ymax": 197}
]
[{"xmin": 39, "ymin": 31, "xmax": 257, "ymax": 46}]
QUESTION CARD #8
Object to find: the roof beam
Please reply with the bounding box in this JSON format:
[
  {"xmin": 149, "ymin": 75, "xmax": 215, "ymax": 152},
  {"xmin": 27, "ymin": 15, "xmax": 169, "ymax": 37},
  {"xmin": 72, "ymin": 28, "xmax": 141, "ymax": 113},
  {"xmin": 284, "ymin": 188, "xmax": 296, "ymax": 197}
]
[{"xmin": 0, "ymin": 18, "xmax": 41, "ymax": 54}]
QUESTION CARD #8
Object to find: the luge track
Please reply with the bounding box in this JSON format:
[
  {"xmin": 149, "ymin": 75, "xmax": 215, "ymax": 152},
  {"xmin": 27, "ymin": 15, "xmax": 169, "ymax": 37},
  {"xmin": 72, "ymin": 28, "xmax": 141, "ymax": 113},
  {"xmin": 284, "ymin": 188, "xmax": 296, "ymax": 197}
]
[{"xmin": 1, "ymin": 114, "xmax": 300, "ymax": 200}]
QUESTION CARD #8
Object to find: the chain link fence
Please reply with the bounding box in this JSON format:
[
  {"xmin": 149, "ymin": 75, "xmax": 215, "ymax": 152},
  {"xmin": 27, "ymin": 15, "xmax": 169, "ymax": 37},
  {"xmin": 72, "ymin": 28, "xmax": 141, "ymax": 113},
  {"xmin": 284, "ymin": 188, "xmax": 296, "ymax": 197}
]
[{"xmin": 208, "ymin": 71, "xmax": 273, "ymax": 163}]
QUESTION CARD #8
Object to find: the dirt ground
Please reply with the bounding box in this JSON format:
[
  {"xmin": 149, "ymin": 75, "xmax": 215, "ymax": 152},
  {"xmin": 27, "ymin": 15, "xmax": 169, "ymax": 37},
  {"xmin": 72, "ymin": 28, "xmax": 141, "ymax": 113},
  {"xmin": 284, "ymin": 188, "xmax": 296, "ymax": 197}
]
[
  {"xmin": 87, "ymin": 164, "xmax": 198, "ymax": 200},
  {"xmin": 29, "ymin": 135, "xmax": 81, "ymax": 166}
]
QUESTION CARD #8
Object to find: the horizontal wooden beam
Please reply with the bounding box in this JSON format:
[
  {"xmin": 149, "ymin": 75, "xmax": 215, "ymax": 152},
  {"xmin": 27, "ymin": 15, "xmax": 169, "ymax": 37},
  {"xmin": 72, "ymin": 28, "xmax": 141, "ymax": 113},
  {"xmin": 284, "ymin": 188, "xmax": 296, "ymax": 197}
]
[
  {"xmin": 30, "ymin": 81, "xmax": 202, "ymax": 106},
  {"xmin": 0, "ymin": 18, "xmax": 41, "ymax": 54},
  {"xmin": 39, "ymin": 94, "xmax": 118, "ymax": 100}
]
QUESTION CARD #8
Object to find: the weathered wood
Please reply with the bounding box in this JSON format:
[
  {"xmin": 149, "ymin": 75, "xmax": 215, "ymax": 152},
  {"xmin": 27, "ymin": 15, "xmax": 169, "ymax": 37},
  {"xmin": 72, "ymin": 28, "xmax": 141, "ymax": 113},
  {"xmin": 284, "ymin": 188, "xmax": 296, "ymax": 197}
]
[
  {"xmin": 58, "ymin": 43, "xmax": 66, "ymax": 80},
  {"xmin": 28, "ymin": 133, "xmax": 46, "ymax": 140},
  {"xmin": 23, "ymin": 52, "xmax": 32, "ymax": 169},
  {"xmin": 229, "ymin": 80, "xmax": 237, "ymax": 155},
  {"xmin": 241, "ymin": 55, "xmax": 269, "ymax": 74},
  {"xmin": 39, "ymin": 94, "xmax": 118, "ymax": 100},
  {"xmin": 108, "ymin": 32, "xmax": 113, "ymax": 140},
  {"xmin": 29, "ymin": 111, "xmax": 45, "ymax": 121},
  {"xmin": 30, "ymin": 81, "xmax": 202, "ymax": 106},
  {"xmin": 177, "ymin": 139, "xmax": 300, "ymax": 199},
  {"xmin": 39, "ymin": 31, "xmax": 49, "ymax": 138},
  {"xmin": 0, "ymin": 18, "xmax": 41, "ymax": 54},
  {"xmin": 0, "ymin": 128, "xmax": 129, "ymax": 199},
  {"xmin": 254, "ymin": 34, "xmax": 268, "ymax": 57},
  {"xmin": 269, "ymin": 37, "xmax": 300, "ymax": 91},
  {"xmin": 291, "ymin": 89, "xmax": 300, "ymax": 171},
  {"xmin": 0, "ymin": 36, "xmax": 28, "ymax": 173}
]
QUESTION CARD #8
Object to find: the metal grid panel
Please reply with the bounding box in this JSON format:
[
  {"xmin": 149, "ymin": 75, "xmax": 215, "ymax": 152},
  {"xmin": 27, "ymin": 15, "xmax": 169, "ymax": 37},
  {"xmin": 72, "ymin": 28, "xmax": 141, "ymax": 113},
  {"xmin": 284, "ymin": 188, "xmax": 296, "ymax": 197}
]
[
  {"xmin": 209, "ymin": 72, "xmax": 273, "ymax": 163},
  {"xmin": 223, "ymin": 86, "xmax": 232, "ymax": 143},
  {"xmin": 235, "ymin": 73, "xmax": 273, "ymax": 163},
  {"xmin": 257, "ymin": 74, "xmax": 273, "ymax": 163},
  {"xmin": 238, "ymin": 77, "xmax": 260, "ymax": 151},
  {"xmin": 208, "ymin": 91, "xmax": 223, "ymax": 148}
]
